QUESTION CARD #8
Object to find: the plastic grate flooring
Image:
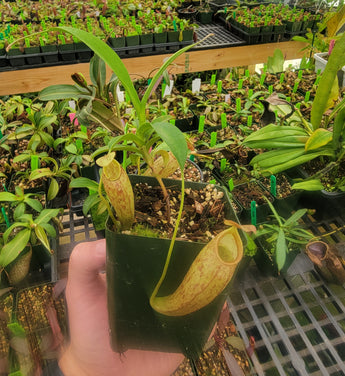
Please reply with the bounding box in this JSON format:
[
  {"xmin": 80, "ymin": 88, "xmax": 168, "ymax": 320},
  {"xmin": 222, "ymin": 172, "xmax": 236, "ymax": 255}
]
[
  {"xmin": 193, "ymin": 22, "xmax": 245, "ymax": 49},
  {"xmin": 228, "ymin": 214, "xmax": 345, "ymax": 376},
  {"xmin": 57, "ymin": 210, "xmax": 345, "ymax": 376}
]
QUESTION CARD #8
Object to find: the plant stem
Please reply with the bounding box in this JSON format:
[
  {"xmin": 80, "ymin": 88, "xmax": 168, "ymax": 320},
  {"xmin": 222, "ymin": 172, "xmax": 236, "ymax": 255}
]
[
  {"xmin": 99, "ymin": 175, "xmax": 118, "ymax": 230},
  {"xmin": 150, "ymin": 175, "xmax": 185, "ymax": 305}
]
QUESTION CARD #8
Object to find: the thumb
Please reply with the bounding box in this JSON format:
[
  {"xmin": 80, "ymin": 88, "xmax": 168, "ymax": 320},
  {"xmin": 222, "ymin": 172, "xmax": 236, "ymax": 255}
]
[{"xmin": 67, "ymin": 239, "xmax": 106, "ymax": 288}]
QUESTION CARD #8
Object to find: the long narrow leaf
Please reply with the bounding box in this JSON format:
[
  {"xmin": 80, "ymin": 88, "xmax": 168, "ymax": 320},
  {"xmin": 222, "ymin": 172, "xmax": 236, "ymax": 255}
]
[
  {"xmin": 276, "ymin": 228, "xmax": 287, "ymax": 271},
  {"xmin": 51, "ymin": 27, "xmax": 140, "ymax": 114}
]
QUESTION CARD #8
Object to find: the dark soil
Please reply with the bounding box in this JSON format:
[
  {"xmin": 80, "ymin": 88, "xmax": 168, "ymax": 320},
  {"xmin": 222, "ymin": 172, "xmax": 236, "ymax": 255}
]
[
  {"xmin": 124, "ymin": 183, "xmax": 230, "ymax": 243},
  {"xmin": 232, "ymin": 180, "xmax": 273, "ymax": 209},
  {"xmin": 260, "ymin": 174, "xmax": 294, "ymax": 199}
]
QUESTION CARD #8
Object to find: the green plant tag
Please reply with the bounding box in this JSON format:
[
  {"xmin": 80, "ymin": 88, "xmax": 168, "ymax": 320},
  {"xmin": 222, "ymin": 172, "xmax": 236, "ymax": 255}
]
[
  {"xmin": 31, "ymin": 155, "xmax": 39, "ymax": 171},
  {"xmin": 238, "ymin": 79, "xmax": 243, "ymax": 90},
  {"xmin": 248, "ymin": 89, "xmax": 253, "ymax": 97},
  {"xmin": 220, "ymin": 158, "xmax": 226, "ymax": 172},
  {"xmin": 250, "ymin": 201, "xmax": 257, "ymax": 226},
  {"xmin": 210, "ymin": 179, "xmax": 216, "ymax": 184},
  {"xmin": 293, "ymin": 81, "xmax": 299, "ymax": 93},
  {"xmin": 296, "ymin": 103, "xmax": 301, "ymax": 109},
  {"xmin": 189, "ymin": 155, "xmax": 195, "ymax": 162},
  {"xmin": 286, "ymin": 97, "xmax": 291, "ymax": 102},
  {"xmin": 76, "ymin": 139, "xmax": 83, "ymax": 153},
  {"xmin": 268, "ymin": 85, "xmax": 273, "ymax": 94},
  {"xmin": 279, "ymin": 73, "xmax": 285, "ymax": 83},
  {"xmin": 210, "ymin": 74, "xmax": 216, "ymax": 85},
  {"xmin": 173, "ymin": 20, "xmax": 177, "ymax": 31},
  {"xmin": 0, "ymin": 129, "xmax": 2, "ymax": 139},
  {"xmin": 245, "ymin": 69, "xmax": 250, "ymax": 77},
  {"xmin": 305, "ymin": 91, "xmax": 310, "ymax": 102},
  {"xmin": 314, "ymin": 75, "xmax": 321, "ymax": 86},
  {"xmin": 228, "ymin": 178, "xmax": 234, "ymax": 192},
  {"xmin": 1, "ymin": 207, "xmax": 10, "ymax": 228},
  {"xmin": 161, "ymin": 83, "xmax": 166, "ymax": 98},
  {"xmin": 81, "ymin": 125, "xmax": 87, "ymax": 133},
  {"xmin": 270, "ymin": 175, "xmax": 277, "ymax": 197},
  {"xmin": 217, "ymin": 80, "xmax": 222, "ymax": 93},
  {"xmin": 247, "ymin": 115, "xmax": 253, "ymax": 127},
  {"xmin": 170, "ymin": 119, "xmax": 175, "ymax": 126},
  {"xmin": 210, "ymin": 131, "xmax": 217, "ymax": 147},
  {"xmin": 198, "ymin": 115, "xmax": 205, "ymax": 133},
  {"xmin": 221, "ymin": 113, "xmax": 227, "ymax": 128},
  {"xmin": 298, "ymin": 70, "xmax": 303, "ymax": 79},
  {"xmin": 260, "ymin": 74, "xmax": 266, "ymax": 86},
  {"xmin": 236, "ymin": 97, "xmax": 241, "ymax": 112}
]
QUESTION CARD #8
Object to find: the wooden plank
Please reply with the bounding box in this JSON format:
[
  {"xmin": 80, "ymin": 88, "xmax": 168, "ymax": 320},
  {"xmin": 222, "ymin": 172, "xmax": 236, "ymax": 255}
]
[{"xmin": 0, "ymin": 41, "xmax": 306, "ymax": 96}]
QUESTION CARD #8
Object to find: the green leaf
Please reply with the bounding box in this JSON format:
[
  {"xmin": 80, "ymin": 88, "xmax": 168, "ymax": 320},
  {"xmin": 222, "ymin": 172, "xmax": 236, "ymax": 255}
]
[
  {"xmin": 65, "ymin": 143, "xmax": 78, "ymax": 154},
  {"xmin": 34, "ymin": 225, "xmax": 51, "ymax": 252},
  {"xmin": 30, "ymin": 168, "xmax": 54, "ymax": 180},
  {"xmin": 291, "ymin": 179, "xmax": 324, "ymax": 191},
  {"xmin": 39, "ymin": 84, "xmax": 90, "ymax": 101},
  {"xmin": 90, "ymin": 54, "xmax": 106, "ymax": 93},
  {"xmin": 3, "ymin": 222, "xmax": 28, "ymax": 243},
  {"xmin": 0, "ymin": 228, "xmax": 31, "ymax": 267},
  {"xmin": 150, "ymin": 120, "xmax": 188, "ymax": 170},
  {"xmin": 83, "ymin": 194, "xmax": 101, "ymax": 216},
  {"xmin": 13, "ymin": 202, "xmax": 26, "ymax": 220},
  {"xmin": 47, "ymin": 178, "xmax": 59, "ymax": 201},
  {"xmin": 25, "ymin": 198, "xmax": 43, "ymax": 213},
  {"xmin": 284, "ymin": 209, "xmax": 308, "ymax": 226},
  {"xmin": 276, "ymin": 228, "xmax": 287, "ymax": 271},
  {"xmin": 311, "ymin": 31, "xmax": 345, "ymax": 128},
  {"xmin": 39, "ymin": 222, "xmax": 56, "ymax": 238},
  {"xmin": 35, "ymin": 208, "xmax": 60, "ymax": 225},
  {"xmin": 69, "ymin": 177, "xmax": 99, "ymax": 191},
  {"xmin": 305, "ymin": 128, "xmax": 332, "ymax": 151},
  {"xmin": 51, "ymin": 27, "xmax": 141, "ymax": 114},
  {"xmin": 0, "ymin": 192, "xmax": 17, "ymax": 202}
]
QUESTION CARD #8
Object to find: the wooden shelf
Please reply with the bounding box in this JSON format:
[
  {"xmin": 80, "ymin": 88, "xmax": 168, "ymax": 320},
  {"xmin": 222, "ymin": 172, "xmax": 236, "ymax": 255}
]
[{"xmin": 0, "ymin": 41, "xmax": 306, "ymax": 96}]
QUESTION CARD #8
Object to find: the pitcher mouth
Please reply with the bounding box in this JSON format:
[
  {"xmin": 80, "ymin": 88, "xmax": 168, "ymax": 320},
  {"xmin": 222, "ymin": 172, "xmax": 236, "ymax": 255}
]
[{"xmin": 306, "ymin": 241, "xmax": 328, "ymax": 260}]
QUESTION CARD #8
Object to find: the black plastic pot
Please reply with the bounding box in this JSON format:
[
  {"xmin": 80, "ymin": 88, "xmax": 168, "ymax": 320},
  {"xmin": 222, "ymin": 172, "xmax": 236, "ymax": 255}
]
[
  {"xmin": 106, "ymin": 175, "xmax": 245, "ymax": 359},
  {"xmin": 125, "ymin": 35, "xmax": 140, "ymax": 56},
  {"xmin": 196, "ymin": 10, "xmax": 214, "ymax": 24},
  {"xmin": 58, "ymin": 43, "xmax": 76, "ymax": 62},
  {"xmin": 177, "ymin": 7, "xmax": 198, "ymax": 20},
  {"xmin": 253, "ymin": 239, "xmax": 299, "ymax": 277},
  {"xmin": 154, "ymin": 32, "xmax": 168, "ymax": 52},
  {"xmin": 140, "ymin": 33, "xmax": 154, "ymax": 54},
  {"xmin": 40, "ymin": 44, "xmax": 59, "ymax": 63},
  {"xmin": 109, "ymin": 36, "xmax": 126, "ymax": 57},
  {"xmin": 25, "ymin": 46, "xmax": 42, "ymax": 65},
  {"xmin": 167, "ymin": 31, "xmax": 180, "ymax": 51},
  {"xmin": 0, "ymin": 48, "xmax": 8, "ymax": 67},
  {"xmin": 7, "ymin": 48, "xmax": 26, "ymax": 67},
  {"xmin": 75, "ymin": 42, "xmax": 93, "ymax": 62}
]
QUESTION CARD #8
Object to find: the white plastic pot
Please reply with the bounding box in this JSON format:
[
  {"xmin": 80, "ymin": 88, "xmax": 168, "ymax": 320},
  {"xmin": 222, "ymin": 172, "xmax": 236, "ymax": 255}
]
[{"xmin": 314, "ymin": 52, "xmax": 345, "ymax": 88}]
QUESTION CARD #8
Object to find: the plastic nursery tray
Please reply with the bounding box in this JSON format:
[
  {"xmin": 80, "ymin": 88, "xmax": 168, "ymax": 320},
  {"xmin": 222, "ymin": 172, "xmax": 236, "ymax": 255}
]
[
  {"xmin": 228, "ymin": 214, "xmax": 345, "ymax": 376},
  {"xmin": 193, "ymin": 22, "xmax": 245, "ymax": 49}
]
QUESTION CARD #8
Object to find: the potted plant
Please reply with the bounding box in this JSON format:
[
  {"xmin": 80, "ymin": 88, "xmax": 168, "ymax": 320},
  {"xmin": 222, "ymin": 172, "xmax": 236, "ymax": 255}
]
[
  {"xmin": 252, "ymin": 197, "xmax": 313, "ymax": 276},
  {"xmin": 26, "ymin": 26, "xmax": 246, "ymax": 359}
]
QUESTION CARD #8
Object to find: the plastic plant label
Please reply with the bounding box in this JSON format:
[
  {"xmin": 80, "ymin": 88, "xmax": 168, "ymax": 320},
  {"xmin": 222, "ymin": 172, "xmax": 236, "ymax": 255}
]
[
  {"xmin": 31, "ymin": 155, "xmax": 39, "ymax": 171},
  {"xmin": 217, "ymin": 80, "xmax": 222, "ymax": 93},
  {"xmin": 76, "ymin": 139, "xmax": 83, "ymax": 154},
  {"xmin": 192, "ymin": 78, "xmax": 201, "ymax": 94},
  {"xmin": 209, "ymin": 179, "xmax": 216, "ymax": 184},
  {"xmin": 117, "ymin": 90, "xmax": 125, "ymax": 102},
  {"xmin": 247, "ymin": 115, "xmax": 253, "ymax": 127},
  {"xmin": 69, "ymin": 100, "xmax": 76, "ymax": 110},
  {"xmin": 228, "ymin": 178, "xmax": 234, "ymax": 192},
  {"xmin": 305, "ymin": 91, "xmax": 310, "ymax": 102},
  {"xmin": 225, "ymin": 94, "xmax": 231, "ymax": 104},
  {"xmin": 270, "ymin": 175, "xmax": 277, "ymax": 197},
  {"xmin": 170, "ymin": 119, "xmax": 176, "ymax": 126},
  {"xmin": 81, "ymin": 125, "xmax": 87, "ymax": 134},
  {"xmin": 221, "ymin": 113, "xmax": 227, "ymax": 128},
  {"xmin": 220, "ymin": 158, "xmax": 226, "ymax": 172},
  {"xmin": 250, "ymin": 201, "xmax": 257, "ymax": 226},
  {"xmin": 260, "ymin": 74, "xmax": 266, "ymax": 86},
  {"xmin": 198, "ymin": 115, "xmax": 205, "ymax": 133},
  {"xmin": 210, "ymin": 74, "xmax": 216, "ymax": 85},
  {"xmin": 163, "ymin": 80, "xmax": 174, "ymax": 97},
  {"xmin": 1, "ymin": 207, "xmax": 10, "ymax": 228},
  {"xmin": 210, "ymin": 131, "xmax": 217, "ymax": 147}
]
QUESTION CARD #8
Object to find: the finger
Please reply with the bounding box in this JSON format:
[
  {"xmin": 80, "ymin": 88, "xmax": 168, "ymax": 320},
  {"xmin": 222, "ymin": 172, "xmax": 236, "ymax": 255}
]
[{"xmin": 67, "ymin": 239, "xmax": 106, "ymax": 287}]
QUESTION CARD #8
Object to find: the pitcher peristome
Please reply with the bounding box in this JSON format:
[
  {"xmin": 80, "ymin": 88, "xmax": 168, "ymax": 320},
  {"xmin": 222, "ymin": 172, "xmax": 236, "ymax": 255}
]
[{"xmin": 150, "ymin": 226, "xmax": 243, "ymax": 316}]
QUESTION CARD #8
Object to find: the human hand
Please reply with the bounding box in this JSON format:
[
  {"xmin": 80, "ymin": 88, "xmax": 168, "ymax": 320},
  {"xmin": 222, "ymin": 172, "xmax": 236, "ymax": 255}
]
[{"xmin": 59, "ymin": 239, "xmax": 184, "ymax": 376}]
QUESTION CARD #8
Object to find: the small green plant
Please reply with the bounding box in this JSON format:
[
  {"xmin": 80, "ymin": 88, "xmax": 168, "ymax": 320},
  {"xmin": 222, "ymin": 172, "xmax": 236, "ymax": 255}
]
[{"xmin": 252, "ymin": 197, "xmax": 313, "ymax": 271}]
